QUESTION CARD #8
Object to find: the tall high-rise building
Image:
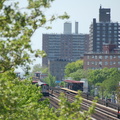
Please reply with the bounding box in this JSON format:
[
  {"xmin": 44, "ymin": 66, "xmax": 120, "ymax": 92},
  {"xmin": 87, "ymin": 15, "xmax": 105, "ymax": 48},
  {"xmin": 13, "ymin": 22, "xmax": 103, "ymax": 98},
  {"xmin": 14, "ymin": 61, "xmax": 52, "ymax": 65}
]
[
  {"xmin": 89, "ymin": 6, "xmax": 120, "ymax": 52},
  {"xmin": 42, "ymin": 22, "xmax": 89, "ymax": 81},
  {"xmin": 42, "ymin": 33, "xmax": 89, "ymax": 67}
]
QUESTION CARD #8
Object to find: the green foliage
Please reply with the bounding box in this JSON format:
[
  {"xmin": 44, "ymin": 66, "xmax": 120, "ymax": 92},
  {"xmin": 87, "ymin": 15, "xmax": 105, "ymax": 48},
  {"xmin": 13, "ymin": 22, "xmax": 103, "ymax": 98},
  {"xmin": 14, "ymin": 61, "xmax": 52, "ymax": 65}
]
[
  {"xmin": 116, "ymin": 86, "xmax": 120, "ymax": 103},
  {"xmin": 88, "ymin": 69, "xmax": 103, "ymax": 84},
  {"xmin": 31, "ymin": 64, "xmax": 48, "ymax": 74},
  {"xmin": 56, "ymin": 91, "xmax": 97, "ymax": 120},
  {"xmin": 42, "ymin": 67, "xmax": 48, "ymax": 74},
  {"xmin": 88, "ymin": 68, "xmax": 120, "ymax": 98},
  {"xmin": 64, "ymin": 60, "xmax": 84, "ymax": 80},
  {"xmin": 69, "ymin": 69, "xmax": 88, "ymax": 81},
  {"xmin": 0, "ymin": 1, "xmax": 96, "ymax": 119},
  {"xmin": 100, "ymin": 72, "xmax": 120, "ymax": 96},
  {"xmin": 0, "ymin": 0, "xmax": 69, "ymax": 73},
  {"xmin": 0, "ymin": 70, "xmax": 50, "ymax": 119},
  {"xmin": 88, "ymin": 68, "xmax": 119, "ymax": 84},
  {"xmin": 0, "ymin": 70, "xmax": 96, "ymax": 119},
  {"xmin": 43, "ymin": 74, "xmax": 56, "ymax": 87},
  {"xmin": 59, "ymin": 81, "xmax": 66, "ymax": 87}
]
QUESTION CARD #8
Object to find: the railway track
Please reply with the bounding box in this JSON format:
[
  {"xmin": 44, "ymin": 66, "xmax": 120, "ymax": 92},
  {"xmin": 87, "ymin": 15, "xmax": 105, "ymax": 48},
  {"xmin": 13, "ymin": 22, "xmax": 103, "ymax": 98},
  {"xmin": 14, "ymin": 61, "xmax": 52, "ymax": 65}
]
[
  {"xmin": 49, "ymin": 95, "xmax": 59, "ymax": 109},
  {"xmin": 49, "ymin": 87, "xmax": 120, "ymax": 120}
]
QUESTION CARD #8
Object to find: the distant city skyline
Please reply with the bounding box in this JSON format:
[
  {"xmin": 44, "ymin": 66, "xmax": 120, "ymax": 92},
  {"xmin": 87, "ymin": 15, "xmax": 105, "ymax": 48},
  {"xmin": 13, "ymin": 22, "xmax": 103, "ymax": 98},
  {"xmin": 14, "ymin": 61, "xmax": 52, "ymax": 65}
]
[{"xmin": 15, "ymin": 0, "xmax": 120, "ymax": 72}]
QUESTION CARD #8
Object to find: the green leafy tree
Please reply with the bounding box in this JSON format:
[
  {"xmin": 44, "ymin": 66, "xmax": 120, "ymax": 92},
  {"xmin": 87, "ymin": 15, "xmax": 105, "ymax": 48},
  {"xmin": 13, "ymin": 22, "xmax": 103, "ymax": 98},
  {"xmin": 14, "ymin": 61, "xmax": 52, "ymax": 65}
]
[
  {"xmin": 43, "ymin": 73, "xmax": 56, "ymax": 87},
  {"xmin": 69, "ymin": 69, "xmax": 88, "ymax": 81},
  {"xmin": 0, "ymin": 0, "xmax": 69, "ymax": 73},
  {"xmin": 88, "ymin": 69, "xmax": 103, "ymax": 84},
  {"xmin": 64, "ymin": 60, "xmax": 84, "ymax": 80},
  {"xmin": 0, "ymin": 70, "xmax": 50, "ymax": 119},
  {"xmin": 101, "ymin": 72, "xmax": 120, "ymax": 96},
  {"xmin": 57, "ymin": 91, "xmax": 97, "ymax": 120},
  {"xmin": 88, "ymin": 68, "xmax": 118, "ymax": 85},
  {"xmin": 0, "ymin": 71, "xmax": 97, "ymax": 119},
  {"xmin": 59, "ymin": 81, "xmax": 66, "ymax": 87},
  {"xmin": 88, "ymin": 68, "xmax": 120, "ymax": 98},
  {"xmin": 0, "ymin": 0, "xmax": 97, "ymax": 119},
  {"xmin": 116, "ymin": 85, "xmax": 120, "ymax": 103}
]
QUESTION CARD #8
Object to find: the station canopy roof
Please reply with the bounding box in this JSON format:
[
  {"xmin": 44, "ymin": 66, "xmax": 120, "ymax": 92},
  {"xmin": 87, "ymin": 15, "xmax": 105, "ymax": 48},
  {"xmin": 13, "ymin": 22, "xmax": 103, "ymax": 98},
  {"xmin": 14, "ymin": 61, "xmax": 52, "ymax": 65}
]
[{"xmin": 64, "ymin": 80, "xmax": 83, "ymax": 83}]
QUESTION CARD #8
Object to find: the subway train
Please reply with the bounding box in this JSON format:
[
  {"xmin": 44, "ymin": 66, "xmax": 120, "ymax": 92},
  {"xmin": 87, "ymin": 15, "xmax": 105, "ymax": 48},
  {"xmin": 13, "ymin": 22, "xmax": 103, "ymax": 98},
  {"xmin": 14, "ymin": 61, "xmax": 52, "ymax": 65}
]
[{"xmin": 32, "ymin": 81, "xmax": 49, "ymax": 96}]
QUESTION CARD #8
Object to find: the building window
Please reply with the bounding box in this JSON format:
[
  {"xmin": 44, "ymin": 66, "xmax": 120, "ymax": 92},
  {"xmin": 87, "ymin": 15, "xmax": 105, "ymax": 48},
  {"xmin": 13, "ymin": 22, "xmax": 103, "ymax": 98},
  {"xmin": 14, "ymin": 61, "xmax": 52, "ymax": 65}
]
[
  {"xmin": 113, "ymin": 62, "xmax": 116, "ymax": 65},
  {"xmin": 102, "ymin": 38, "xmax": 105, "ymax": 41},
  {"xmin": 105, "ymin": 62, "xmax": 108, "ymax": 65},
  {"xmin": 96, "ymin": 49, "xmax": 100, "ymax": 52},
  {"xmin": 92, "ymin": 55, "xmax": 94, "ymax": 58},
  {"xmin": 97, "ymin": 38, "xmax": 100, "ymax": 41},
  {"xmin": 102, "ymin": 34, "xmax": 105, "ymax": 37},
  {"xmin": 110, "ymin": 55, "xmax": 112, "ymax": 59},
  {"xmin": 95, "ymin": 56, "xmax": 97, "ymax": 59},
  {"xmin": 87, "ymin": 62, "xmax": 89, "ymax": 65},
  {"xmin": 97, "ymin": 27, "xmax": 100, "ymax": 30},
  {"xmin": 114, "ymin": 27, "xmax": 117, "ymax": 30},
  {"xmin": 95, "ymin": 61, "xmax": 97, "ymax": 65},
  {"xmin": 97, "ymin": 31, "xmax": 100, "ymax": 33},
  {"xmin": 118, "ymin": 56, "xmax": 120, "ymax": 59},
  {"xmin": 105, "ymin": 55, "xmax": 108, "ymax": 59},
  {"xmin": 108, "ymin": 31, "xmax": 112, "ymax": 33},
  {"xmin": 99, "ymin": 55, "xmax": 102, "ymax": 59},
  {"xmin": 118, "ymin": 62, "xmax": 120, "ymax": 65},
  {"xmin": 97, "ymin": 45, "xmax": 100, "ymax": 48},
  {"xmin": 102, "ymin": 23, "xmax": 105, "ymax": 26},
  {"xmin": 114, "ymin": 31, "xmax": 117, "ymax": 33},
  {"xmin": 110, "ymin": 61, "xmax": 112, "ymax": 65},
  {"xmin": 99, "ymin": 61, "xmax": 102, "ymax": 65},
  {"xmin": 97, "ymin": 23, "xmax": 100, "ymax": 26},
  {"xmin": 114, "ymin": 23, "xmax": 118, "ymax": 26},
  {"xmin": 118, "ymin": 68, "xmax": 120, "ymax": 70}
]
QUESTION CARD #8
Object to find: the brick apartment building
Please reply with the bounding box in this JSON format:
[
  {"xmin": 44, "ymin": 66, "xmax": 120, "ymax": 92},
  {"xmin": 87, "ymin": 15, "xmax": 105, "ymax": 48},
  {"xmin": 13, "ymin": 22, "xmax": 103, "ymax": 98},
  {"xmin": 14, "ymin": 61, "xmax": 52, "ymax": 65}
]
[
  {"xmin": 42, "ymin": 22, "xmax": 89, "ymax": 67},
  {"xmin": 84, "ymin": 43, "xmax": 120, "ymax": 70},
  {"xmin": 84, "ymin": 6, "xmax": 120, "ymax": 70}
]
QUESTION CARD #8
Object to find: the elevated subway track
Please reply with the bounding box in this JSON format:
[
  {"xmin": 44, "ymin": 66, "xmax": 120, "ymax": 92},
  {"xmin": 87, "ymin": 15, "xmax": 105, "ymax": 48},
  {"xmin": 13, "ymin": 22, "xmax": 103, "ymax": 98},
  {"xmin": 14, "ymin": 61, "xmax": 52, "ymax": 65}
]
[{"xmin": 49, "ymin": 87, "xmax": 120, "ymax": 120}]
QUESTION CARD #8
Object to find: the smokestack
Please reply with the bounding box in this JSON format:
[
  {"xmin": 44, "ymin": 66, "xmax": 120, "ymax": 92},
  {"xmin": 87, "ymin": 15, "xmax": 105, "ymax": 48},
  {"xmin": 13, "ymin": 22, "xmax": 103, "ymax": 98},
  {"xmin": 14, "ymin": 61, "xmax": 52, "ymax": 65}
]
[{"xmin": 75, "ymin": 22, "xmax": 78, "ymax": 34}]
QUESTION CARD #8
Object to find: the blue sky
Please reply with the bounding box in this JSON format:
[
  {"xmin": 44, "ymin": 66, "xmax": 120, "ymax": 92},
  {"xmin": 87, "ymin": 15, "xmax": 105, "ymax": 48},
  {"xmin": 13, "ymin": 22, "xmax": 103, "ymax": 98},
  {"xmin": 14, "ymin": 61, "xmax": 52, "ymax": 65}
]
[{"xmin": 16, "ymin": 0, "xmax": 120, "ymax": 72}]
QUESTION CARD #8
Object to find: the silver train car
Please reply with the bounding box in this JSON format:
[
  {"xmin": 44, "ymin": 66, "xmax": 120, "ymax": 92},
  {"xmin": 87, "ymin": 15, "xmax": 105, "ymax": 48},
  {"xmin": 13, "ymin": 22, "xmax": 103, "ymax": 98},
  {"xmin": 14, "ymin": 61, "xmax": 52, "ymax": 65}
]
[{"xmin": 32, "ymin": 81, "xmax": 49, "ymax": 96}]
